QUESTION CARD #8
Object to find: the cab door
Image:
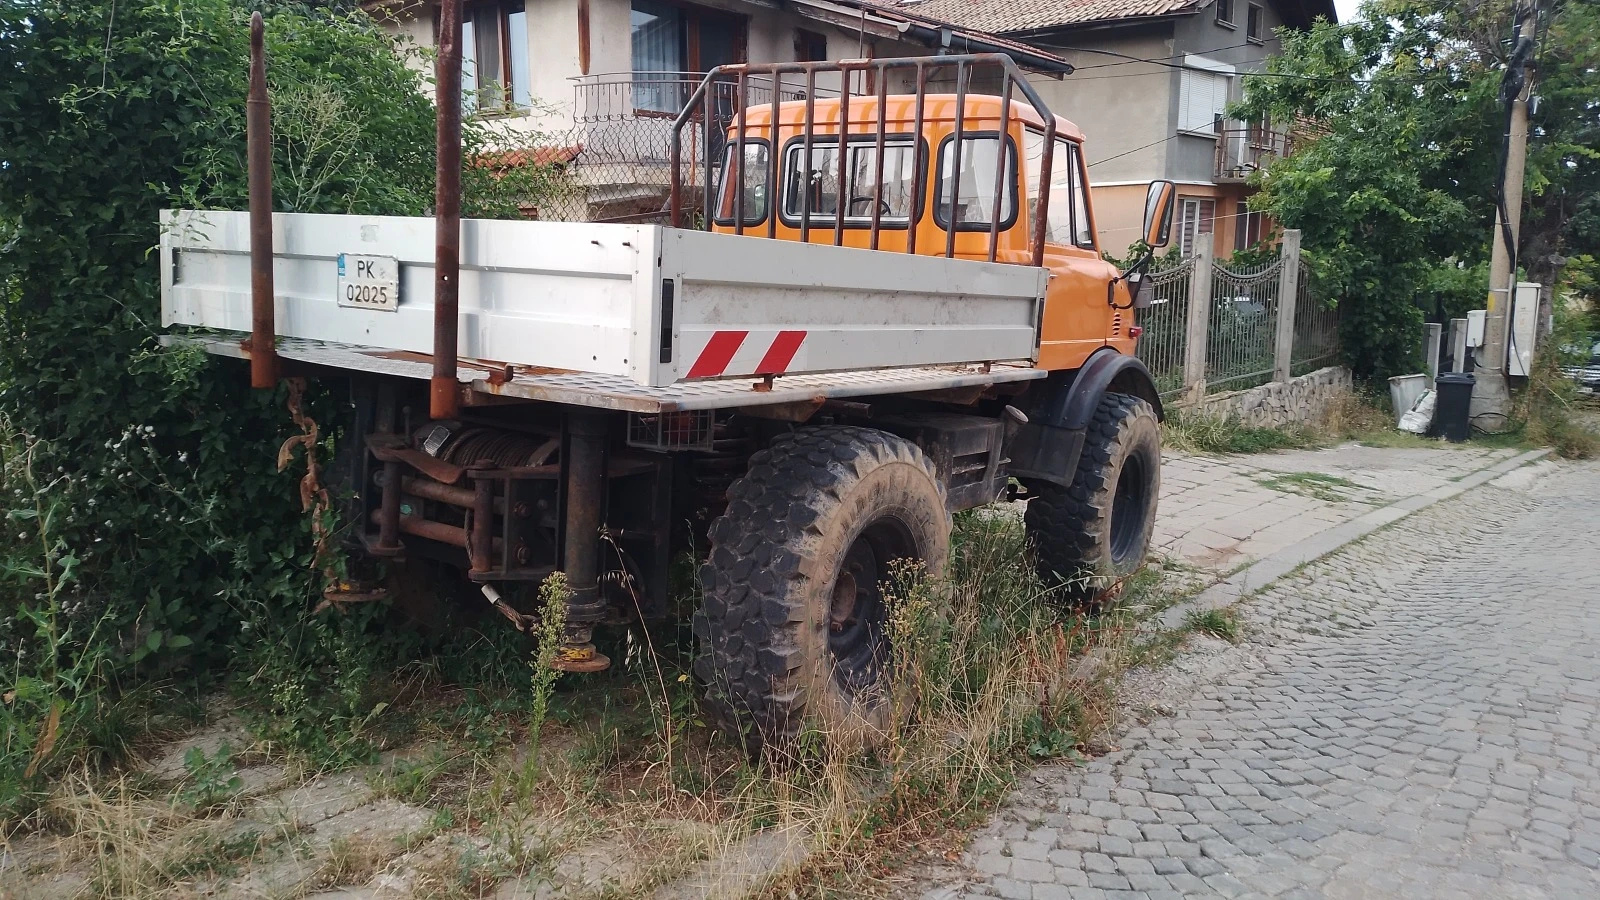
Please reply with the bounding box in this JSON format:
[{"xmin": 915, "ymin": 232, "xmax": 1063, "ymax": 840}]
[{"xmin": 1021, "ymin": 131, "xmax": 1126, "ymax": 371}]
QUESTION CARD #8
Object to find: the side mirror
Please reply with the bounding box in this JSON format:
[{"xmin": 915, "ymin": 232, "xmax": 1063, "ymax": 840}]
[{"xmin": 1143, "ymin": 180, "xmax": 1177, "ymax": 248}]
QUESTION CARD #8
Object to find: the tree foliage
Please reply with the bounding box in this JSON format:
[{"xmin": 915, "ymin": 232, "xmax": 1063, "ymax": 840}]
[
  {"xmin": 1236, "ymin": 0, "xmax": 1600, "ymax": 381},
  {"xmin": 0, "ymin": 0, "xmax": 566, "ymax": 813}
]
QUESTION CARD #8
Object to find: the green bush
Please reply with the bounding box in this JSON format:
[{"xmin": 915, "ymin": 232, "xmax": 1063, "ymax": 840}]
[{"xmin": 0, "ymin": 0, "xmax": 569, "ymax": 818}]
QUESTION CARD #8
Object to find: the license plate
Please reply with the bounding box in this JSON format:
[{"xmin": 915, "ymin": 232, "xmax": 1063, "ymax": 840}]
[{"xmin": 336, "ymin": 254, "xmax": 399, "ymax": 312}]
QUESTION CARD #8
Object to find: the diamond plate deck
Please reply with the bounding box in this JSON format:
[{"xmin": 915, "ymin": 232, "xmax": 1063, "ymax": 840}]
[{"xmin": 165, "ymin": 332, "xmax": 1047, "ymax": 413}]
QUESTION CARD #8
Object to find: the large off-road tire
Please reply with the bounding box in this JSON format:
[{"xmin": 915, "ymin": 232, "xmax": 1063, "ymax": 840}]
[
  {"xmin": 1025, "ymin": 392, "xmax": 1160, "ymax": 602},
  {"xmin": 694, "ymin": 426, "xmax": 949, "ymax": 754}
]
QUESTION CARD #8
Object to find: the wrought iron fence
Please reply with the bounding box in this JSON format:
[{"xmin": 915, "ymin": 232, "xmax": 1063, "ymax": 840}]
[
  {"xmin": 1135, "ymin": 256, "xmax": 1196, "ymax": 398},
  {"xmin": 1291, "ymin": 261, "xmax": 1339, "ymax": 375},
  {"xmin": 1206, "ymin": 257, "xmax": 1284, "ymax": 393}
]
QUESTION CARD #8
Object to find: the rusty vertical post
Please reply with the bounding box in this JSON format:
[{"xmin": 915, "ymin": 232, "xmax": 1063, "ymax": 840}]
[
  {"xmin": 869, "ymin": 65, "xmax": 887, "ymax": 250},
  {"xmin": 247, "ymin": 12, "xmax": 278, "ymax": 390},
  {"xmin": 469, "ymin": 465, "xmax": 494, "ymax": 576},
  {"xmin": 946, "ymin": 60, "xmax": 968, "ymax": 260},
  {"xmin": 431, "ymin": 0, "xmax": 463, "ymax": 421},
  {"xmin": 988, "ymin": 70, "xmax": 1012, "ymax": 263},
  {"xmin": 800, "ymin": 69, "xmax": 816, "ymax": 244},
  {"xmin": 734, "ymin": 71, "xmax": 749, "ymax": 235},
  {"xmin": 906, "ymin": 62, "xmax": 927, "ymax": 256},
  {"xmin": 557, "ymin": 410, "xmax": 611, "ymax": 672},
  {"xmin": 768, "ymin": 71, "xmax": 781, "ymax": 239},
  {"xmin": 376, "ymin": 459, "xmax": 403, "ymax": 553},
  {"xmin": 833, "ymin": 66, "xmax": 851, "ymax": 246}
]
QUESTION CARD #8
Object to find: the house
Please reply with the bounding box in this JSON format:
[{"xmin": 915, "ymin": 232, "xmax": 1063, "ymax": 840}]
[
  {"xmin": 362, "ymin": 0, "xmax": 1073, "ymax": 221},
  {"xmin": 871, "ymin": 0, "xmax": 1337, "ymax": 255}
]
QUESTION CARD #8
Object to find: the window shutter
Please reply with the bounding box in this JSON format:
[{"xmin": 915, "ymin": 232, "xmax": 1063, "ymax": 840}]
[{"xmin": 1179, "ymin": 69, "xmax": 1229, "ymax": 133}]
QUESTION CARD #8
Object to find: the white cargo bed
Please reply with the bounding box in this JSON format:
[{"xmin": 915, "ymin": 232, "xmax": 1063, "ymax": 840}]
[
  {"xmin": 160, "ymin": 210, "xmax": 1046, "ymax": 389},
  {"xmin": 164, "ymin": 334, "xmax": 1047, "ymax": 414}
]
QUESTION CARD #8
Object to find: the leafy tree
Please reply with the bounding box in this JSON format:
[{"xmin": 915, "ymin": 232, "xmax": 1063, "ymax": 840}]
[
  {"xmin": 1236, "ymin": 0, "xmax": 1600, "ymax": 381},
  {"xmin": 0, "ymin": 0, "xmax": 564, "ymax": 810}
]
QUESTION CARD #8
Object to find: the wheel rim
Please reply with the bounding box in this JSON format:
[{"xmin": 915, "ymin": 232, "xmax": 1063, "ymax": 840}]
[
  {"xmin": 826, "ymin": 517, "xmax": 914, "ymax": 697},
  {"xmin": 1109, "ymin": 454, "xmax": 1149, "ymax": 567}
]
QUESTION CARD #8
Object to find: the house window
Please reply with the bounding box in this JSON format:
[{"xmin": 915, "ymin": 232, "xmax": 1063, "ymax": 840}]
[
  {"xmin": 1176, "ymin": 197, "xmax": 1215, "ymax": 256},
  {"xmin": 1235, "ymin": 201, "xmax": 1265, "ymax": 250},
  {"xmin": 1247, "ymin": 4, "xmax": 1265, "ymax": 42},
  {"xmin": 459, "ymin": 0, "xmax": 530, "ymax": 113},
  {"xmin": 795, "ymin": 28, "xmax": 827, "ymax": 62},
  {"xmin": 631, "ymin": 0, "xmax": 747, "ymax": 107},
  {"xmin": 1178, "ymin": 59, "xmax": 1233, "ymax": 133},
  {"xmin": 780, "ymin": 137, "xmax": 920, "ymax": 224},
  {"xmin": 1022, "ymin": 131, "xmax": 1095, "ymax": 249},
  {"xmin": 1216, "ymin": 0, "xmax": 1235, "ymax": 26}
]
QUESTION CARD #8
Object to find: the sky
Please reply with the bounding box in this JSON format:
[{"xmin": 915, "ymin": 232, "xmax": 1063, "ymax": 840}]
[{"xmin": 1334, "ymin": 0, "xmax": 1362, "ymax": 22}]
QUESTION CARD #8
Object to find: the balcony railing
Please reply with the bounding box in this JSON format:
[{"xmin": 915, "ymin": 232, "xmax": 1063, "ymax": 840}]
[
  {"xmin": 1214, "ymin": 123, "xmax": 1292, "ymax": 182},
  {"xmin": 571, "ymin": 71, "xmax": 830, "ymax": 124}
]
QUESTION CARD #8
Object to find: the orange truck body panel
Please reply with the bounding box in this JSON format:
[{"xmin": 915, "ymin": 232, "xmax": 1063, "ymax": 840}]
[{"xmin": 710, "ymin": 95, "xmax": 1139, "ymax": 372}]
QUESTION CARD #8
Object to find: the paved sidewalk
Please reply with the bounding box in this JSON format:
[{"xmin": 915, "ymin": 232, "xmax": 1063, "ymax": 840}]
[
  {"xmin": 926, "ymin": 459, "xmax": 1600, "ymax": 900},
  {"xmin": 1154, "ymin": 444, "xmax": 1523, "ymax": 577}
]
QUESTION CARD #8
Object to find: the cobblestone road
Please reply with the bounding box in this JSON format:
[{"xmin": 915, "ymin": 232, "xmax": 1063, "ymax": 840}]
[{"xmin": 934, "ymin": 460, "xmax": 1600, "ymax": 900}]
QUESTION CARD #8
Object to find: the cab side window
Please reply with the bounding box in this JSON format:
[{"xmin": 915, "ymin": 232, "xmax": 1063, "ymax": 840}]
[{"xmin": 1022, "ymin": 130, "xmax": 1096, "ymax": 250}]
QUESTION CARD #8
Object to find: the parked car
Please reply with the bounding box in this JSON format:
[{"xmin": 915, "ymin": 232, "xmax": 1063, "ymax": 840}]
[{"xmin": 1561, "ymin": 339, "xmax": 1600, "ymax": 393}]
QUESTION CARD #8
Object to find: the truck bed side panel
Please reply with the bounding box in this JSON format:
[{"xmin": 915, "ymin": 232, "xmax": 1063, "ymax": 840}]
[{"xmin": 659, "ymin": 229, "xmax": 1045, "ymax": 385}]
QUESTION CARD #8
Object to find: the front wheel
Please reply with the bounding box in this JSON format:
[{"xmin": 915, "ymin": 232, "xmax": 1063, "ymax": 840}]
[
  {"xmin": 694, "ymin": 426, "xmax": 949, "ymax": 755},
  {"xmin": 1024, "ymin": 392, "xmax": 1161, "ymax": 602}
]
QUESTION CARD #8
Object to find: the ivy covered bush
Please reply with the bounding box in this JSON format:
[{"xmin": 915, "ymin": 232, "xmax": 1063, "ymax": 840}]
[{"xmin": 0, "ymin": 0, "xmax": 561, "ymax": 817}]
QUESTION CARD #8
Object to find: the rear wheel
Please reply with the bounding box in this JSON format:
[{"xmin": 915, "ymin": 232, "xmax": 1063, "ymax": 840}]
[
  {"xmin": 694, "ymin": 426, "xmax": 949, "ymax": 754},
  {"xmin": 1025, "ymin": 392, "xmax": 1160, "ymax": 603}
]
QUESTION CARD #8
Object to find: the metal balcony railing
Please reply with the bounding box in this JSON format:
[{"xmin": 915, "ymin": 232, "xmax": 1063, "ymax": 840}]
[
  {"xmin": 571, "ymin": 71, "xmax": 828, "ymax": 124},
  {"xmin": 1214, "ymin": 123, "xmax": 1292, "ymax": 182}
]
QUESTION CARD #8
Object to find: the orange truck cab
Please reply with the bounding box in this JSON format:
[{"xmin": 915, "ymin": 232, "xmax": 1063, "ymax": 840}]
[{"xmin": 706, "ymin": 94, "xmax": 1171, "ymax": 374}]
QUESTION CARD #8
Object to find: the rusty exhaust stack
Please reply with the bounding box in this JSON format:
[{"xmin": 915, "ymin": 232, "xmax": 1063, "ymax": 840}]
[
  {"xmin": 247, "ymin": 12, "xmax": 278, "ymax": 389},
  {"xmin": 431, "ymin": 0, "xmax": 464, "ymax": 420}
]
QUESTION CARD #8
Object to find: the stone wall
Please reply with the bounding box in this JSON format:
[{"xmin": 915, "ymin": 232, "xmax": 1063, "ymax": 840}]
[{"xmin": 1181, "ymin": 366, "xmax": 1353, "ymax": 428}]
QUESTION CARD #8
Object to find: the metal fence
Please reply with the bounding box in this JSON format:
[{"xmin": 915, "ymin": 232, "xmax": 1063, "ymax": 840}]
[
  {"xmin": 1206, "ymin": 257, "xmax": 1285, "ymax": 393},
  {"xmin": 1137, "ymin": 257, "xmax": 1197, "ymax": 399},
  {"xmin": 1133, "ymin": 232, "xmax": 1339, "ymax": 401},
  {"xmin": 1291, "ymin": 265, "xmax": 1339, "ymax": 376}
]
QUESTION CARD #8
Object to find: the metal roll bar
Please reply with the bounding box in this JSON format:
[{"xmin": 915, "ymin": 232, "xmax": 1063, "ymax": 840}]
[{"xmin": 667, "ymin": 54, "xmax": 1059, "ymax": 268}]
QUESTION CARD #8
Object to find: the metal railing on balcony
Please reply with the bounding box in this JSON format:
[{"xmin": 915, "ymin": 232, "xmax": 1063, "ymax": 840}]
[
  {"xmin": 1214, "ymin": 123, "xmax": 1291, "ymax": 182},
  {"xmin": 572, "ymin": 71, "xmax": 828, "ymax": 123},
  {"xmin": 537, "ymin": 72, "xmax": 838, "ymax": 222}
]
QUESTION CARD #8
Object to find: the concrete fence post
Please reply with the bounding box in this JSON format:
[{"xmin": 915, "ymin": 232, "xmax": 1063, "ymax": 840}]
[
  {"xmin": 1272, "ymin": 228, "xmax": 1302, "ymax": 384},
  {"xmin": 1182, "ymin": 231, "xmax": 1214, "ymax": 405}
]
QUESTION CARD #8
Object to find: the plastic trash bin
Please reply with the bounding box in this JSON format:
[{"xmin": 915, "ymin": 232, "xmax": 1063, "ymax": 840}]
[
  {"xmin": 1431, "ymin": 372, "xmax": 1474, "ymax": 443},
  {"xmin": 1388, "ymin": 374, "xmax": 1429, "ymax": 427}
]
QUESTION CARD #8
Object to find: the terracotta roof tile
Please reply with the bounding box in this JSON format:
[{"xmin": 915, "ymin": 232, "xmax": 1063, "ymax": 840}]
[{"xmin": 867, "ymin": 0, "xmax": 1209, "ymax": 35}]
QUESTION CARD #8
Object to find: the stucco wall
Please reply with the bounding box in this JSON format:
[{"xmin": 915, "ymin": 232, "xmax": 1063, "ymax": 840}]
[
  {"xmin": 1165, "ymin": 2, "xmax": 1291, "ymax": 184},
  {"xmin": 1024, "ymin": 24, "xmax": 1176, "ymax": 187},
  {"xmin": 372, "ymin": 0, "xmax": 931, "ymax": 137}
]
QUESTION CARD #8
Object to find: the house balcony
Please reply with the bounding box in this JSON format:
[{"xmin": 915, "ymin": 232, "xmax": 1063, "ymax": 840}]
[
  {"xmin": 1214, "ymin": 123, "xmax": 1292, "ymax": 183},
  {"xmin": 548, "ymin": 72, "xmax": 828, "ymax": 221}
]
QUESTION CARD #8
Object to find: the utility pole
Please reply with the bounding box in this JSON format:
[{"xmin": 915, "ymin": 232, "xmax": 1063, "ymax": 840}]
[{"xmin": 1470, "ymin": 3, "xmax": 1538, "ymax": 427}]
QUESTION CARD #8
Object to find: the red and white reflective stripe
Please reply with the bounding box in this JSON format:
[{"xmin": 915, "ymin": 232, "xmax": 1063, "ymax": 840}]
[{"xmin": 685, "ymin": 330, "xmax": 807, "ymax": 379}]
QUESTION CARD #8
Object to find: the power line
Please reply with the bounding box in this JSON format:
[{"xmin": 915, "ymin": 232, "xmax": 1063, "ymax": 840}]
[{"xmin": 1087, "ymin": 134, "xmax": 1182, "ymax": 168}]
